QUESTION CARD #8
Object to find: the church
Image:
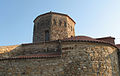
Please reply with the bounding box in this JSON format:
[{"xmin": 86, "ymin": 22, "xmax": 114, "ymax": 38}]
[{"xmin": 0, "ymin": 12, "xmax": 120, "ymax": 76}]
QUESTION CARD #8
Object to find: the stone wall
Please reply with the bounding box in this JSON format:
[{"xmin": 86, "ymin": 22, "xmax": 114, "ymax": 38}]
[
  {"xmin": 50, "ymin": 14, "xmax": 68, "ymax": 41},
  {"xmin": 66, "ymin": 17, "xmax": 75, "ymax": 38},
  {"xmin": 0, "ymin": 45, "xmax": 19, "ymax": 58},
  {"xmin": 0, "ymin": 41, "xmax": 119, "ymax": 76},
  {"xmin": 62, "ymin": 42, "xmax": 119, "ymax": 76},
  {"xmin": 0, "ymin": 41, "xmax": 60, "ymax": 58},
  {"xmin": 33, "ymin": 12, "xmax": 75, "ymax": 42},
  {"xmin": 51, "ymin": 14, "xmax": 75, "ymax": 40},
  {"xmin": 33, "ymin": 14, "xmax": 52, "ymax": 42},
  {"xmin": 117, "ymin": 49, "xmax": 120, "ymax": 71}
]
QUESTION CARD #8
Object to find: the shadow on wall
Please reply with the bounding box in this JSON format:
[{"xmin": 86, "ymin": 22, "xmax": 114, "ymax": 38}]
[
  {"xmin": 0, "ymin": 41, "xmax": 119, "ymax": 76},
  {"xmin": 0, "ymin": 41, "xmax": 61, "ymax": 58},
  {"xmin": 0, "ymin": 45, "xmax": 20, "ymax": 58},
  {"xmin": 117, "ymin": 50, "xmax": 120, "ymax": 72}
]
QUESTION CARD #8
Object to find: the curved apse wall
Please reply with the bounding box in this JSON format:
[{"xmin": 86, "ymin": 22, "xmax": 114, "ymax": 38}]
[{"xmin": 0, "ymin": 41, "xmax": 119, "ymax": 76}]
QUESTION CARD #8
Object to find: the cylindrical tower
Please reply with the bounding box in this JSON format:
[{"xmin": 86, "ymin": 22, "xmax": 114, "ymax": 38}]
[{"xmin": 33, "ymin": 12, "xmax": 76, "ymax": 43}]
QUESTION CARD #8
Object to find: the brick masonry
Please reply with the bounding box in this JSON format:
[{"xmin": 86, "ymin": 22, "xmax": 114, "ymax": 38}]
[
  {"xmin": 0, "ymin": 12, "xmax": 119, "ymax": 76},
  {"xmin": 0, "ymin": 45, "xmax": 19, "ymax": 58},
  {"xmin": 0, "ymin": 41, "xmax": 119, "ymax": 76},
  {"xmin": 33, "ymin": 12, "xmax": 75, "ymax": 42}
]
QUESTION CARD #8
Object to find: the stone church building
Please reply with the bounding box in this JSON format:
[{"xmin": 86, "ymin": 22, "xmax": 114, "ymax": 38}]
[{"xmin": 0, "ymin": 12, "xmax": 120, "ymax": 76}]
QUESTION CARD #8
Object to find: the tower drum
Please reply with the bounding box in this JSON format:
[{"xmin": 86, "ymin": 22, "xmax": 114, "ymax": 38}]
[{"xmin": 33, "ymin": 12, "xmax": 76, "ymax": 43}]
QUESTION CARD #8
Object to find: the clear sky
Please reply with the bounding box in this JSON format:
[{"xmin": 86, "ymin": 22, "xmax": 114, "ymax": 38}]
[{"xmin": 0, "ymin": 0, "xmax": 120, "ymax": 46}]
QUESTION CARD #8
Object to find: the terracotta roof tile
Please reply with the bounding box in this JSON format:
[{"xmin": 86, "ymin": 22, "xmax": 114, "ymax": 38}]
[
  {"xmin": 96, "ymin": 36, "xmax": 115, "ymax": 44},
  {"xmin": 61, "ymin": 36, "xmax": 118, "ymax": 49},
  {"xmin": 17, "ymin": 53, "xmax": 61, "ymax": 58},
  {"xmin": 62, "ymin": 36, "xmax": 107, "ymax": 43},
  {"xmin": 96, "ymin": 36, "xmax": 115, "ymax": 40},
  {"xmin": 0, "ymin": 53, "xmax": 61, "ymax": 61},
  {"xmin": 116, "ymin": 44, "xmax": 120, "ymax": 49},
  {"xmin": 62, "ymin": 36, "xmax": 114, "ymax": 44},
  {"xmin": 63, "ymin": 36, "xmax": 95, "ymax": 41}
]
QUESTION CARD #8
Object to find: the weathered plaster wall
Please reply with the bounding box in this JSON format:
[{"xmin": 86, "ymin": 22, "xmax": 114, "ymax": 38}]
[{"xmin": 0, "ymin": 41, "xmax": 119, "ymax": 76}]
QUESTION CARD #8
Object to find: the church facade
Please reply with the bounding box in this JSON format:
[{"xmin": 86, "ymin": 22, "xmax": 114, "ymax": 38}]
[{"xmin": 0, "ymin": 12, "xmax": 120, "ymax": 76}]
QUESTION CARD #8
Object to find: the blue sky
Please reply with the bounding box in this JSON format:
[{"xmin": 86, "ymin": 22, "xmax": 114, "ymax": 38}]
[{"xmin": 0, "ymin": 0, "xmax": 120, "ymax": 46}]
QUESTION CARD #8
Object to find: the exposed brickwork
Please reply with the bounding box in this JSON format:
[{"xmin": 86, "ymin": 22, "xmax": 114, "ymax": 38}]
[
  {"xmin": 0, "ymin": 45, "xmax": 19, "ymax": 58},
  {"xmin": 0, "ymin": 41, "xmax": 61, "ymax": 58},
  {"xmin": 96, "ymin": 36, "xmax": 115, "ymax": 44},
  {"xmin": 0, "ymin": 12, "xmax": 119, "ymax": 76},
  {"xmin": 33, "ymin": 14, "xmax": 52, "ymax": 42},
  {"xmin": 0, "ymin": 41, "xmax": 119, "ymax": 76},
  {"xmin": 33, "ymin": 12, "xmax": 75, "ymax": 43},
  {"xmin": 116, "ymin": 44, "xmax": 120, "ymax": 72}
]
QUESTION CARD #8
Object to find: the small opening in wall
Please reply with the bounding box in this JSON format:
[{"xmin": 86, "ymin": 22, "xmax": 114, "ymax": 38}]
[
  {"xmin": 53, "ymin": 19, "xmax": 56, "ymax": 25},
  {"xmin": 22, "ymin": 72, "xmax": 26, "ymax": 75},
  {"xmin": 45, "ymin": 30, "xmax": 50, "ymax": 41},
  {"xmin": 59, "ymin": 20, "xmax": 62, "ymax": 26},
  {"xmin": 64, "ymin": 21, "xmax": 67, "ymax": 27},
  {"xmin": 71, "ymin": 26, "xmax": 72, "ymax": 31}
]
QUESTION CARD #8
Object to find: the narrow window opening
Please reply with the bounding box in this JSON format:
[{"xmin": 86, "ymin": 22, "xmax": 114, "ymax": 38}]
[
  {"xmin": 45, "ymin": 30, "xmax": 50, "ymax": 41},
  {"xmin": 53, "ymin": 19, "xmax": 56, "ymax": 25},
  {"xmin": 64, "ymin": 21, "xmax": 67, "ymax": 27},
  {"xmin": 71, "ymin": 26, "xmax": 72, "ymax": 31},
  {"xmin": 59, "ymin": 20, "xmax": 62, "ymax": 26}
]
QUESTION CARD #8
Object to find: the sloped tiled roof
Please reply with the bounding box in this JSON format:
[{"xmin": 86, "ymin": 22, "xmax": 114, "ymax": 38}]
[
  {"xmin": 96, "ymin": 36, "xmax": 115, "ymax": 40},
  {"xmin": 62, "ymin": 36, "xmax": 112, "ymax": 44},
  {"xmin": 96, "ymin": 36, "xmax": 115, "ymax": 44},
  {"xmin": 0, "ymin": 36, "xmax": 119, "ymax": 61},
  {"xmin": 61, "ymin": 36, "xmax": 118, "ymax": 49},
  {"xmin": 63, "ymin": 36, "xmax": 96, "ymax": 41},
  {"xmin": 116, "ymin": 44, "xmax": 120, "ymax": 49}
]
